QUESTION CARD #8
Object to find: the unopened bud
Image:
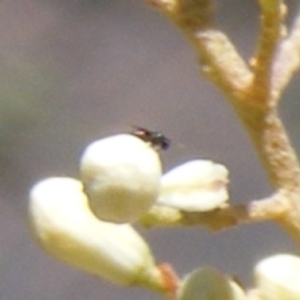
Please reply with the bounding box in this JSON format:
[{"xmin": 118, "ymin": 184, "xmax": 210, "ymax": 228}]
[
  {"xmin": 80, "ymin": 134, "xmax": 161, "ymax": 223},
  {"xmin": 158, "ymin": 160, "xmax": 229, "ymax": 212},
  {"xmin": 29, "ymin": 177, "xmax": 165, "ymax": 290},
  {"xmin": 178, "ymin": 267, "xmax": 246, "ymax": 300},
  {"xmin": 255, "ymin": 254, "xmax": 300, "ymax": 300}
]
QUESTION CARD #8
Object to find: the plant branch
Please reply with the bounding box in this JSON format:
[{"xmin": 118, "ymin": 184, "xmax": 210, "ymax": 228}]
[
  {"xmin": 140, "ymin": 193, "xmax": 285, "ymax": 230},
  {"xmin": 146, "ymin": 0, "xmax": 253, "ymax": 100},
  {"xmin": 272, "ymin": 7, "xmax": 300, "ymax": 98},
  {"xmin": 251, "ymin": 0, "xmax": 286, "ymax": 104},
  {"xmin": 237, "ymin": 107, "xmax": 300, "ymax": 191},
  {"xmin": 141, "ymin": 0, "xmax": 300, "ymax": 243}
]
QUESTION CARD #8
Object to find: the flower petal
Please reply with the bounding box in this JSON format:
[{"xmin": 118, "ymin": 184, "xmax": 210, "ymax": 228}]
[
  {"xmin": 80, "ymin": 134, "xmax": 162, "ymax": 223},
  {"xmin": 255, "ymin": 254, "xmax": 300, "ymax": 300},
  {"xmin": 158, "ymin": 160, "xmax": 229, "ymax": 212},
  {"xmin": 178, "ymin": 267, "xmax": 246, "ymax": 300},
  {"xmin": 29, "ymin": 177, "xmax": 164, "ymax": 290}
]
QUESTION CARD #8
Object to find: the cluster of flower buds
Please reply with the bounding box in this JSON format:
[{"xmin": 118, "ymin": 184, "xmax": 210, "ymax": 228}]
[
  {"xmin": 28, "ymin": 133, "xmax": 230, "ymax": 296},
  {"xmin": 29, "ymin": 133, "xmax": 300, "ymax": 299},
  {"xmin": 177, "ymin": 254, "xmax": 300, "ymax": 300}
]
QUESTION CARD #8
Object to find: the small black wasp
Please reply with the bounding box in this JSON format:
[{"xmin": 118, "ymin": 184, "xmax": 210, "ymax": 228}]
[{"xmin": 130, "ymin": 126, "xmax": 171, "ymax": 151}]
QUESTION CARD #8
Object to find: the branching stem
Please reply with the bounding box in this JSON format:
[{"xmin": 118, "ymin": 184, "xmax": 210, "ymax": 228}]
[{"xmin": 142, "ymin": 0, "xmax": 300, "ymax": 244}]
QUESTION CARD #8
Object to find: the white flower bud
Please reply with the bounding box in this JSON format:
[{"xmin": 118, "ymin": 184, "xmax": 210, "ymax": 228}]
[
  {"xmin": 178, "ymin": 267, "xmax": 246, "ymax": 300},
  {"xmin": 255, "ymin": 254, "xmax": 300, "ymax": 300},
  {"xmin": 80, "ymin": 134, "xmax": 161, "ymax": 223},
  {"xmin": 157, "ymin": 160, "xmax": 229, "ymax": 212},
  {"xmin": 29, "ymin": 177, "xmax": 164, "ymax": 290}
]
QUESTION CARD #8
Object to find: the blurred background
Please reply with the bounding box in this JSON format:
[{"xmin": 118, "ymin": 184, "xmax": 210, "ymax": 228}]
[{"xmin": 0, "ymin": 1, "xmax": 300, "ymax": 299}]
